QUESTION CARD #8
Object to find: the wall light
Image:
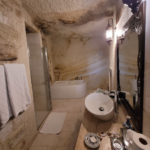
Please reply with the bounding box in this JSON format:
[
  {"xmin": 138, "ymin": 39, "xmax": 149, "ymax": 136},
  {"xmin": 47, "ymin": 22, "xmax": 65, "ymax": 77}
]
[
  {"xmin": 116, "ymin": 30, "xmax": 125, "ymax": 44},
  {"xmin": 106, "ymin": 18, "xmax": 114, "ymax": 45}
]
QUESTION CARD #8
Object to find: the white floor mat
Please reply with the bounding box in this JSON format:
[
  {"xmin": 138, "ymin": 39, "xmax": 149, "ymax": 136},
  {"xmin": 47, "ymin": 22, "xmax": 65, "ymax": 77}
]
[{"xmin": 39, "ymin": 112, "xmax": 66, "ymax": 134}]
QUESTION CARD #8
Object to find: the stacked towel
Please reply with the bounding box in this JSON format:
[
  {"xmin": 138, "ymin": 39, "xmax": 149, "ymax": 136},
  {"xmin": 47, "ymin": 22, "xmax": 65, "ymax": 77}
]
[
  {"xmin": 94, "ymin": 88, "xmax": 105, "ymax": 93},
  {"xmin": 4, "ymin": 64, "xmax": 31, "ymax": 117},
  {"xmin": 0, "ymin": 66, "xmax": 12, "ymax": 128}
]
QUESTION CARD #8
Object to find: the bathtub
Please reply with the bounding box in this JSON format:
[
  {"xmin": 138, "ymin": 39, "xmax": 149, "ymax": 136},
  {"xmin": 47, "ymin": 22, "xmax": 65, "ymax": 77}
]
[{"xmin": 51, "ymin": 80, "xmax": 87, "ymax": 99}]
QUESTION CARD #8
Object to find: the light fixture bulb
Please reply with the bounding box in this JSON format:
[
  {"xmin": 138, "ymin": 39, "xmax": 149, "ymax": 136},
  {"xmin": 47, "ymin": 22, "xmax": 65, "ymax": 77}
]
[
  {"xmin": 116, "ymin": 29, "xmax": 125, "ymax": 44},
  {"xmin": 105, "ymin": 18, "xmax": 114, "ymax": 45},
  {"xmin": 106, "ymin": 29, "xmax": 113, "ymax": 39},
  {"xmin": 116, "ymin": 30, "xmax": 125, "ymax": 38}
]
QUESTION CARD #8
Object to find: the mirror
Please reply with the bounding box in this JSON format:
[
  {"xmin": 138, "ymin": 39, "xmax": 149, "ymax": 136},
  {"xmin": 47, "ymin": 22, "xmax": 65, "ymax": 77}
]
[
  {"xmin": 117, "ymin": 1, "xmax": 146, "ymax": 133},
  {"xmin": 119, "ymin": 29, "xmax": 138, "ymax": 110}
]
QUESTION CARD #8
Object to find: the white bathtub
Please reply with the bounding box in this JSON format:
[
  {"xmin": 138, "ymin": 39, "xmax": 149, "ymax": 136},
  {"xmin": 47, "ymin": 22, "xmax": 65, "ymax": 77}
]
[{"xmin": 51, "ymin": 80, "xmax": 87, "ymax": 99}]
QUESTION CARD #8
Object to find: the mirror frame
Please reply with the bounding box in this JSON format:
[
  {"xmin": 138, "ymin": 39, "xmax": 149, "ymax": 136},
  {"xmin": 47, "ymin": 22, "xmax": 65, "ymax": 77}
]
[{"xmin": 118, "ymin": 1, "xmax": 146, "ymax": 133}]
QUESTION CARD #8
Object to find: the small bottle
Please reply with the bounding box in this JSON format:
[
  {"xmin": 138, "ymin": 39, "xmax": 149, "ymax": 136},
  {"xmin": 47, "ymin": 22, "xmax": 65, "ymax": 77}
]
[{"xmin": 123, "ymin": 116, "xmax": 134, "ymax": 130}]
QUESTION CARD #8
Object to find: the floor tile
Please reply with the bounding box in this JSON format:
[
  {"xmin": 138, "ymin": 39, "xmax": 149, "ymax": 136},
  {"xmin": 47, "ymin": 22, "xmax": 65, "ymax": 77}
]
[
  {"xmin": 46, "ymin": 147, "xmax": 57, "ymax": 150},
  {"xmin": 68, "ymin": 100, "xmax": 85, "ymax": 107},
  {"xmin": 47, "ymin": 146, "xmax": 74, "ymax": 150},
  {"xmin": 52, "ymin": 105, "xmax": 85, "ymax": 113},
  {"xmin": 66, "ymin": 106, "xmax": 85, "ymax": 113},
  {"xmin": 62, "ymin": 113, "xmax": 81, "ymax": 132},
  {"xmin": 32, "ymin": 134, "xmax": 58, "ymax": 147},
  {"xmin": 77, "ymin": 113, "xmax": 84, "ymax": 122},
  {"xmin": 35, "ymin": 111, "xmax": 49, "ymax": 128},
  {"xmin": 29, "ymin": 145, "xmax": 48, "ymax": 150},
  {"xmin": 56, "ymin": 132, "xmax": 78, "ymax": 147},
  {"xmin": 65, "ymin": 113, "xmax": 78, "ymax": 121},
  {"xmin": 29, "ymin": 92, "xmax": 90, "ymax": 149},
  {"xmin": 62, "ymin": 119, "xmax": 80, "ymax": 132},
  {"xmin": 51, "ymin": 100, "xmax": 69, "ymax": 107}
]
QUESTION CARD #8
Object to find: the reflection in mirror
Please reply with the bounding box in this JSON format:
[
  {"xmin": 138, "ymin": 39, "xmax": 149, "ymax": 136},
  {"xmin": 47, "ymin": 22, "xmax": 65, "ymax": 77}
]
[{"xmin": 119, "ymin": 29, "xmax": 138, "ymax": 110}]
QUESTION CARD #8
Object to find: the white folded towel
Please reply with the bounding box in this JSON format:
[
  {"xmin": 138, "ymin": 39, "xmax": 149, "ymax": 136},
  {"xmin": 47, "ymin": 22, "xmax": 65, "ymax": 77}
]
[
  {"xmin": 4, "ymin": 63, "xmax": 31, "ymax": 117},
  {"xmin": 0, "ymin": 65, "xmax": 12, "ymax": 128}
]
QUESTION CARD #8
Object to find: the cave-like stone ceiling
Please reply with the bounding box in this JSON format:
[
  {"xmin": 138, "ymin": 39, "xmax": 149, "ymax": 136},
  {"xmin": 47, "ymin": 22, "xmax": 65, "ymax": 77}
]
[{"xmin": 22, "ymin": 0, "xmax": 123, "ymax": 38}]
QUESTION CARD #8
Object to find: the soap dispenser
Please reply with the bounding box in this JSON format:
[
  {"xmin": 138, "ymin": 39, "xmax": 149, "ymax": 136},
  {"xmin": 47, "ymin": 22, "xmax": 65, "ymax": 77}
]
[{"xmin": 123, "ymin": 116, "xmax": 134, "ymax": 130}]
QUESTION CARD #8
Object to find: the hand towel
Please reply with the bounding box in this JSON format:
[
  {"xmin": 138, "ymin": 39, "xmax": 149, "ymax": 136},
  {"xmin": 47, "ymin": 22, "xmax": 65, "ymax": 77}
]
[
  {"xmin": 0, "ymin": 65, "xmax": 12, "ymax": 128},
  {"xmin": 4, "ymin": 63, "xmax": 31, "ymax": 117}
]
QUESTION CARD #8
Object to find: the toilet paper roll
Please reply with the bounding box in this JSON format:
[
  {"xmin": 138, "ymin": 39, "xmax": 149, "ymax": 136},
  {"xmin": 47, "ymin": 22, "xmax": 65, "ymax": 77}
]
[
  {"xmin": 132, "ymin": 133, "xmax": 150, "ymax": 150},
  {"xmin": 126, "ymin": 129, "xmax": 136, "ymax": 140},
  {"xmin": 124, "ymin": 130, "xmax": 138, "ymax": 150}
]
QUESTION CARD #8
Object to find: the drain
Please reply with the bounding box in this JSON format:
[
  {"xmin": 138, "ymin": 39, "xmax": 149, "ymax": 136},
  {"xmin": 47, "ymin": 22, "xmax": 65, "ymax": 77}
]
[{"xmin": 99, "ymin": 107, "xmax": 104, "ymax": 111}]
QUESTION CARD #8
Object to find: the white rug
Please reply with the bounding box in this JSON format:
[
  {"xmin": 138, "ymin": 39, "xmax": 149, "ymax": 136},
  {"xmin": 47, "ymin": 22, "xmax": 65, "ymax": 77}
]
[{"xmin": 39, "ymin": 112, "xmax": 66, "ymax": 134}]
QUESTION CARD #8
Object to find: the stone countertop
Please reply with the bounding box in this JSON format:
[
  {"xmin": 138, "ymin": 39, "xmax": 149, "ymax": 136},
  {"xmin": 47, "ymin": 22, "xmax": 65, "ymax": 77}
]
[{"xmin": 75, "ymin": 108, "xmax": 125, "ymax": 150}]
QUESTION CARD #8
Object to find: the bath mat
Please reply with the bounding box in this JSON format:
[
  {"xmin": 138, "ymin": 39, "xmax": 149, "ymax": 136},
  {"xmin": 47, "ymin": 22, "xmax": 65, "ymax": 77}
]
[{"xmin": 39, "ymin": 112, "xmax": 66, "ymax": 134}]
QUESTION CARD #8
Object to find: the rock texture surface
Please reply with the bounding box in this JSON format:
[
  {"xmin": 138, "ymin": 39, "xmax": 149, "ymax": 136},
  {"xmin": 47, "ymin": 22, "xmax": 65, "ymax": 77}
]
[
  {"xmin": 50, "ymin": 35, "xmax": 109, "ymax": 90},
  {"xmin": 0, "ymin": 0, "xmax": 37, "ymax": 149},
  {"xmin": 0, "ymin": 0, "xmax": 124, "ymax": 149},
  {"xmin": 22, "ymin": 0, "xmax": 123, "ymax": 36},
  {"xmin": 0, "ymin": 0, "xmax": 22, "ymax": 60},
  {"xmin": 21, "ymin": 0, "xmax": 123, "ymax": 90}
]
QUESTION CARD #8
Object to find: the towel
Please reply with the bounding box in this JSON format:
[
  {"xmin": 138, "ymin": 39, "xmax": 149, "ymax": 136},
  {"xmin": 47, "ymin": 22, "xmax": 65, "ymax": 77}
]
[
  {"xmin": 0, "ymin": 65, "xmax": 12, "ymax": 128},
  {"xmin": 4, "ymin": 63, "xmax": 31, "ymax": 117},
  {"xmin": 94, "ymin": 88, "xmax": 105, "ymax": 93}
]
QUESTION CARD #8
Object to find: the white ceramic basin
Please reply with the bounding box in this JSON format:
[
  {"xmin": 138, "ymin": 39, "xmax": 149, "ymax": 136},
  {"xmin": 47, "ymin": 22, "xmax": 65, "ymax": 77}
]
[{"xmin": 85, "ymin": 93, "xmax": 114, "ymax": 121}]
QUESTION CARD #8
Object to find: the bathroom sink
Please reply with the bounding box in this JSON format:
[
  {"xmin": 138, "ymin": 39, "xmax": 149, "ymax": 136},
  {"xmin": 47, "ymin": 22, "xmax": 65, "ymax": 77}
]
[{"xmin": 85, "ymin": 93, "xmax": 114, "ymax": 121}]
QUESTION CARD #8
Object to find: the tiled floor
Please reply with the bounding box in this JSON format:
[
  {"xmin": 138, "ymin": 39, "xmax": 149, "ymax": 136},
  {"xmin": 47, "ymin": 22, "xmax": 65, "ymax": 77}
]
[
  {"xmin": 35, "ymin": 111, "xmax": 50, "ymax": 129},
  {"xmin": 29, "ymin": 91, "xmax": 92, "ymax": 150}
]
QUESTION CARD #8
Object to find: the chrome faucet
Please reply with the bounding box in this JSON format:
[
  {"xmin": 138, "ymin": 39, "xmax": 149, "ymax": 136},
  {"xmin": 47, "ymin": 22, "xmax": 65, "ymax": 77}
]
[
  {"xmin": 75, "ymin": 76, "xmax": 78, "ymax": 80},
  {"xmin": 104, "ymin": 91, "xmax": 119, "ymax": 114},
  {"xmin": 75, "ymin": 76, "xmax": 82, "ymax": 80}
]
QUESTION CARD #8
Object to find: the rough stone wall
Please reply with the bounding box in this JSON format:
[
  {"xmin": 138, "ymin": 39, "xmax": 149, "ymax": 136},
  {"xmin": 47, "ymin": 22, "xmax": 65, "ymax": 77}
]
[
  {"xmin": 21, "ymin": 0, "xmax": 124, "ymax": 91},
  {"xmin": 22, "ymin": 7, "xmax": 39, "ymax": 33},
  {"xmin": 0, "ymin": 0, "xmax": 22, "ymax": 60},
  {"xmin": 0, "ymin": 0, "xmax": 37, "ymax": 149},
  {"xmin": 22, "ymin": 0, "xmax": 123, "ymax": 37},
  {"xmin": 50, "ymin": 36, "xmax": 109, "ymax": 90}
]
